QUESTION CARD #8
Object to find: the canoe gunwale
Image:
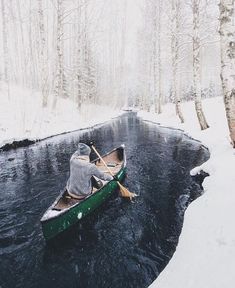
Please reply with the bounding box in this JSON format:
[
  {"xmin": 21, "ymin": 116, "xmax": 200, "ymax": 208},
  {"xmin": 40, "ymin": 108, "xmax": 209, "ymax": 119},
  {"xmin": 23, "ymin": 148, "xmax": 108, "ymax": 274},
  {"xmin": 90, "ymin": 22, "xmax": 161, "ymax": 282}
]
[{"xmin": 40, "ymin": 145, "xmax": 126, "ymax": 223}]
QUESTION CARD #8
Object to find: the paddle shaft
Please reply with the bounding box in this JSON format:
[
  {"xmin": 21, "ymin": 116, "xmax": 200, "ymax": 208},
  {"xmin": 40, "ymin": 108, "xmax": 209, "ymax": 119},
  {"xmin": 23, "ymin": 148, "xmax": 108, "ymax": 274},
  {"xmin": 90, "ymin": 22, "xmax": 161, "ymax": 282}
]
[{"xmin": 91, "ymin": 145, "xmax": 115, "ymax": 177}]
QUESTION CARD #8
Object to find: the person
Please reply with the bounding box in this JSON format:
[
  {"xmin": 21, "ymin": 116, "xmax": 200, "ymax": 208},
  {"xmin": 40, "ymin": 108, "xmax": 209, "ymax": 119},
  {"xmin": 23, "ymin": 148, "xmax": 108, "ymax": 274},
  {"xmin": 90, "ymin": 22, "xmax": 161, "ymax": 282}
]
[{"xmin": 66, "ymin": 143, "xmax": 113, "ymax": 199}]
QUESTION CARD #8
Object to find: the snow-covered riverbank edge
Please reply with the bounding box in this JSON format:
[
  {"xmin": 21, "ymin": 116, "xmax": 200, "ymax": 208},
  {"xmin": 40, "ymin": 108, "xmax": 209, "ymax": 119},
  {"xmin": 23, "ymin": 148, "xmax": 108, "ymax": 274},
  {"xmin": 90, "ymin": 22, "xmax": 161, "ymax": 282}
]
[
  {"xmin": 140, "ymin": 97, "xmax": 235, "ymax": 288},
  {"xmin": 0, "ymin": 111, "xmax": 124, "ymax": 151},
  {"xmin": 0, "ymin": 84, "xmax": 123, "ymax": 150}
]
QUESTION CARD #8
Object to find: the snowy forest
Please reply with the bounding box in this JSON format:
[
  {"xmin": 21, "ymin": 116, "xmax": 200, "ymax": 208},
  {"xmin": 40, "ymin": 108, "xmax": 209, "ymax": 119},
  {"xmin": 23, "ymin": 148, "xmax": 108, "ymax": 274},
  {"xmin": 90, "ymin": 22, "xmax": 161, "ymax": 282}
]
[
  {"xmin": 0, "ymin": 1, "xmax": 235, "ymax": 288},
  {"xmin": 0, "ymin": 0, "xmax": 234, "ymax": 147}
]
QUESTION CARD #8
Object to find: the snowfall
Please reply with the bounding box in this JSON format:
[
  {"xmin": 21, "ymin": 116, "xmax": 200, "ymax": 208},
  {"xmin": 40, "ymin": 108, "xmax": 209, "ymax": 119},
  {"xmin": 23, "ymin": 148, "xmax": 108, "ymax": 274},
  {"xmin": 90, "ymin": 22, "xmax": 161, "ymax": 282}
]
[{"xmin": 1, "ymin": 83, "xmax": 235, "ymax": 288}]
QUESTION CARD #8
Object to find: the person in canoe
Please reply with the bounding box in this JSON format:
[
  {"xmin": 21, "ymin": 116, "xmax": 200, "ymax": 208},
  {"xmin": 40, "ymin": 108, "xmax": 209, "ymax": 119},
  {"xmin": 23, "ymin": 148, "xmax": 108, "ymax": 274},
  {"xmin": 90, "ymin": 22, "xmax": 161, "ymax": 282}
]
[{"xmin": 66, "ymin": 143, "xmax": 114, "ymax": 200}]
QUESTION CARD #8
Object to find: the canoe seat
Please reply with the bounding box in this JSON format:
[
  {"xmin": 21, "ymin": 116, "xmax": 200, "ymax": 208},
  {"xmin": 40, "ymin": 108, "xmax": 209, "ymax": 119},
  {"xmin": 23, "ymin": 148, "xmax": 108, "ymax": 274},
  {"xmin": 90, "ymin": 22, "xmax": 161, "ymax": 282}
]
[
  {"xmin": 107, "ymin": 162, "xmax": 118, "ymax": 167},
  {"xmin": 54, "ymin": 196, "xmax": 81, "ymax": 210},
  {"xmin": 96, "ymin": 163, "xmax": 122, "ymax": 175}
]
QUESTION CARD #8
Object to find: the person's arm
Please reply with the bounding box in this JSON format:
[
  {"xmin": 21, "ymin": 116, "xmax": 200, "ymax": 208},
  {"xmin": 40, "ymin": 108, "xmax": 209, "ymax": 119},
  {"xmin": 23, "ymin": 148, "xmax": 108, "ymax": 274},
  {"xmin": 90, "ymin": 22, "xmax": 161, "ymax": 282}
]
[{"xmin": 90, "ymin": 164, "xmax": 113, "ymax": 181}]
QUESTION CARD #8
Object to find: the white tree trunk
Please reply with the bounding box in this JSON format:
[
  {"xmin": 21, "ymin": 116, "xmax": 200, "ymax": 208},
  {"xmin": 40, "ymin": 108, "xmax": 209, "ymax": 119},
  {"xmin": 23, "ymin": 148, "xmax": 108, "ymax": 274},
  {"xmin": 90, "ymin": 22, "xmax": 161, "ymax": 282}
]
[
  {"xmin": 38, "ymin": 0, "xmax": 48, "ymax": 107},
  {"xmin": 219, "ymin": 0, "xmax": 235, "ymax": 147},
  {"xmin": 157, "ymin": 0, "xmax": 162, "ymax": 114},
  {"xmin": 16, "ymin": 0, "xmax": 27, "ymax": 86},
  {"xmin": 120, "ymin": 1, "xmax": 127, "ymax": 108},
  {"xmin": 76, "ymin": 2, "xmax": 82, "ymax": 109},
  {"xmin": 192, "ymin": 0, "xmax": 209, "ymax": 130},
  {"xmin": 1, "ymin": 0, "xmax": 9, "ymax": 84},
  {"xmin": 153, "ymin": 2, "xmax": 158, "ymax": 113},
  {"xmin": 28, "ymin": 0, "xmax": 37, "ymax": 89},
  {"xmin": 53, "ymin": 0, "xmax": 67, "ymax": 109},
  {"xmin": 153, "ymin": 0, "xmax": 163, "ymax": 114},
  {"xmin": 83, "ymin": 1, "xmax": 89, "ymax": 104},
  {"xmin": 171, "ymin": 0, "xmax": 184, "ymax": 123},
  {"xmin": 9, "ymin": 0, "xmax": 20, "ymax": 83}
]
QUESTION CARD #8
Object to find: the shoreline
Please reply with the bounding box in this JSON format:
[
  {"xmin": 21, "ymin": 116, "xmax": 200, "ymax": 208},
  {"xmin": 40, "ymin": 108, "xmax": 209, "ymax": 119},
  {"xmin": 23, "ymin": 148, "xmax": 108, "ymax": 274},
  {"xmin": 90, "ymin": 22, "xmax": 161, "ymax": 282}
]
[
  {"xmin": 143, "ymin": 97, "xmax": 235, "ymax": 288},
  {"xmin": 0, "ymin": 112, "xmax": 127, "ymax": 152}
]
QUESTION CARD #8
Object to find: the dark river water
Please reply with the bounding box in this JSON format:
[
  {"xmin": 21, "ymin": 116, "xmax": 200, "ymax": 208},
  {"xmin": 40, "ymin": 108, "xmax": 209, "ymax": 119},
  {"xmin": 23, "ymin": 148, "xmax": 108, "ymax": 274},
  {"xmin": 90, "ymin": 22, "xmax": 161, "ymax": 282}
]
[{"xmin": 0, "ymin": 113, "xmax": 209, "ymax": 288}]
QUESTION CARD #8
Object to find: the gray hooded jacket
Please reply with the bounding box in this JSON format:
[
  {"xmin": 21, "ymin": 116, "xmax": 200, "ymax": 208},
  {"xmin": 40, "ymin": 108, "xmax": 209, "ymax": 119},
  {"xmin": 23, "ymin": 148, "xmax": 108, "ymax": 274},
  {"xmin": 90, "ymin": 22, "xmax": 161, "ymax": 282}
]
[{"xmin": 66, "ymin": 151, "xmax": 113, "ymax": 197}]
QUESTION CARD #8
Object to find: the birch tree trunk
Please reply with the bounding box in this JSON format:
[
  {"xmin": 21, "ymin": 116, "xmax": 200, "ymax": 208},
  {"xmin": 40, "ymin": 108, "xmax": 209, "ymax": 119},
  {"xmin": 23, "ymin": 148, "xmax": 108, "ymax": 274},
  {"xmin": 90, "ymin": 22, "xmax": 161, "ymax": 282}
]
[
  {"xmin": 28, "ymin": 0, "xmax": 36, "ymax": 89},
  {"xmin": 120, "ymin": 1, "xmax": 127, "ymax": 108},
  {"xmin": 83, "ymin": 1, "xmax": 89, "ymax": 104},
  {"xmin": 76, "ymin": 1, "xmax": 82, "ymax": 109},
  {"xmin": 157, "ymin": 0, "xmax": 162, "ymax": 114},
  {"xmin": 38, "ymin": 0, "xmax": 48, "ymax": 107},
  {"xmin": 146, "ymin": 52, "xmax": 152, "ymax": 112},
  {"xmin": 1, "ymin": 0, "xmax": 9, "ymax": 84},
  {"xmin": 152, "ymin": 0, "xmax": 163, "ymax": 114},
  {"xmin": 53, "ymin": 0, "xmax": 67, "ymax": 109},
  {"xmin": 171, "ymin": 0, "xmax": 184, "ymax": 123},
  {"xmin": 17, "ymin": 0, "xmax": 27, "ymax": 86},
  {"xmin": 9, "ymin": 0, "xmax": 20, "ymax": 83},
  {"xmin": 192, "ymin": 0, "xmax": 209, "ymax": 130},
  {"xmin": 153, "ymin": 2, "xmax": 158, "ymax": 113},
  {"xmin": 219, "ymin": 0, "xmax": 235, "ymax": 146}
]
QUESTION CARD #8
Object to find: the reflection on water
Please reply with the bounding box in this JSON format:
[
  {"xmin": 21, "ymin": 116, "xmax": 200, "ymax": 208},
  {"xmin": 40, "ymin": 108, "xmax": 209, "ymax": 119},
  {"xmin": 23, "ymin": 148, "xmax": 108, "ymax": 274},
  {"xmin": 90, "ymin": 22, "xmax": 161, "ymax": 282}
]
[{"xmin": 0, "ymin": 113, "xmax": 209, "ymax": 288}]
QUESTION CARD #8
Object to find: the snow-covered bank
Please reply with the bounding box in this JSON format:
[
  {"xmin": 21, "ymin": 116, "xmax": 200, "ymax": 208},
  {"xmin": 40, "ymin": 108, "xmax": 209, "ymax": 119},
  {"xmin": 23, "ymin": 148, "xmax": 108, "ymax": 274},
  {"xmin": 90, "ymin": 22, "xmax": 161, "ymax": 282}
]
[
  {"xmin": 139, "ymin": 97, "xmax": 235, "ymax": 288},
  {"xmin": 0, "ymin": 84, "xmax": 122, "ymax": 148}
]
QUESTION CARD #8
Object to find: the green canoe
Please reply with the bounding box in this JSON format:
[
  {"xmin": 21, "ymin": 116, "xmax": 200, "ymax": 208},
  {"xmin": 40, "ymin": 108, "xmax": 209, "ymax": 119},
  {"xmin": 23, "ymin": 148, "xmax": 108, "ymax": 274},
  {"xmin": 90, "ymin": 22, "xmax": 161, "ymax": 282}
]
[{"xmin": 40, "ymin": 144, "xmax": 126, "ymax": 241}]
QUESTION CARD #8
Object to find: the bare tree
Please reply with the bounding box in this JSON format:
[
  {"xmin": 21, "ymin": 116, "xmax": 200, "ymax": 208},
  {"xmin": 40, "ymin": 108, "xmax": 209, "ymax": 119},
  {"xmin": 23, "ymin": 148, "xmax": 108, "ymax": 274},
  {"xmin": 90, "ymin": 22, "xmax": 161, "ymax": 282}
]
[
  {"xmin": 1, "ymin": 0, "xmax": 9, "ymax": 85},
  {"xmin": 136, "ymin": 26, "xmax": 149, "ymax": 110},
  {"xmin": 16, "ymin": 0, "xmax": 27, "ymax": 86},
  {"xmin": 153, "ymin": 1, "xmax": 158, "ymax": 113},
  {"xmin": 152, "ymin": 0, "xmax": 163, "ymax": 114},
  {"xmin": 38, "ymin": 0, "xmax": 48, "ymax": 107},
  {"xmin": 157, "ymin": 0, "xmax": 163, "ymax": 114},
  {"xmin": 136, "ymin": 1, "xmax": 155, "ymax": 112},
  {"xmin": 75, "ymin": 1, "xmax": 83, "ymax": 109},
  {"xmin": 28, "ymin": 0, "xmax": 37, "ymax": 89},
  {"xmin": 192, "ymin": 0, "xmax": 209, "ymax": 130},
  {"xmin": 219, "ymin": 0, "xmax": 235, "ymax": 146},
  {"xmin": 171, "ymin": 0, "xmax": 184, "ymax": 123},
  {"xmin": 53, "ymin": 0, "xmax": 67, "ymax": 109}
]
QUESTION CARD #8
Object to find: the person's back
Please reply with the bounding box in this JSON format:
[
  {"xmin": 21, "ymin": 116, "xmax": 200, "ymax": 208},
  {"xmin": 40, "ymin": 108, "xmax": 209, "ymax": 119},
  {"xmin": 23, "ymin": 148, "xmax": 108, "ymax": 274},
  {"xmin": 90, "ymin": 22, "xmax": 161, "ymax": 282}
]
[{"xmin": 66, "ymin": 143, "xmax": 113, "ymax": 198}]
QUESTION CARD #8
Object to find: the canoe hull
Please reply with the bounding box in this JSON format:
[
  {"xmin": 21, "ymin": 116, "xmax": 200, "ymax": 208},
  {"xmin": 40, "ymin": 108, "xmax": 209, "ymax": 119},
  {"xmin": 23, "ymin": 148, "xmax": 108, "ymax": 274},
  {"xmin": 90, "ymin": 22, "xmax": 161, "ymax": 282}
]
[{"xmin": 41, "ymin": 162, "xmax": 126, "ymax": 241}]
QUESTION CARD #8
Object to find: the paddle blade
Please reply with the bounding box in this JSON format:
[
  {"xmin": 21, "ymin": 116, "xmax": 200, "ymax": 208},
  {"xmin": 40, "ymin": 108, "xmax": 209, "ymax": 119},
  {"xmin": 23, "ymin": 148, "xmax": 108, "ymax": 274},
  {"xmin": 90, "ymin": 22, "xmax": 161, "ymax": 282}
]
[{"xmin": 117, "ymin": 182, "xmax": 137, "ymax": 200}]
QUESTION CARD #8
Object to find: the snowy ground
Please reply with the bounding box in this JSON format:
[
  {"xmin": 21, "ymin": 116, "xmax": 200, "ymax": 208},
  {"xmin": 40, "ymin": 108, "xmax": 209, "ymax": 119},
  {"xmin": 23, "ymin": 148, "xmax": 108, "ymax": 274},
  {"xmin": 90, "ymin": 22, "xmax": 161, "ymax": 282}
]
[
  {"xmin": 139, "ymin": 97, "xmax": 235, "ymax": 288},
  {"xmin": 0, "ymin": 83, "xmax": 122, "ymax": 148},
  {"xmin": 1, "ymin": 84, "xmax": 234, "ymax": 287}
]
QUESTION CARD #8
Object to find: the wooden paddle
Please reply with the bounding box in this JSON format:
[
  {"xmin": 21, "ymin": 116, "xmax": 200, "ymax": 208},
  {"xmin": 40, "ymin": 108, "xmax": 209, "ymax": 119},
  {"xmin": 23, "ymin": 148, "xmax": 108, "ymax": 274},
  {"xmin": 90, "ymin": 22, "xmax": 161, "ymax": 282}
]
[{"xmin": 91, "ymin": 145, "xmax": 136, "ymax": 200}]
